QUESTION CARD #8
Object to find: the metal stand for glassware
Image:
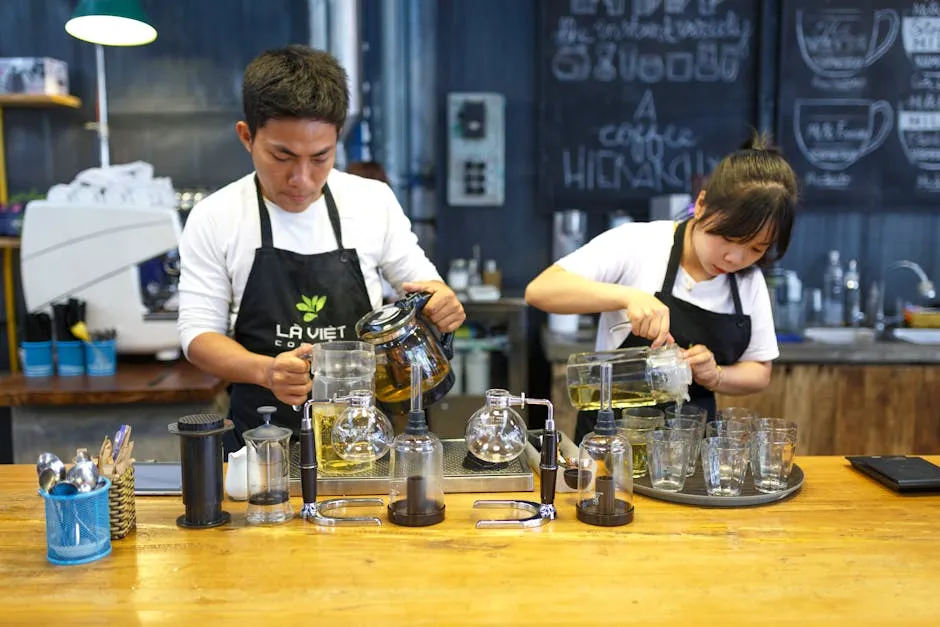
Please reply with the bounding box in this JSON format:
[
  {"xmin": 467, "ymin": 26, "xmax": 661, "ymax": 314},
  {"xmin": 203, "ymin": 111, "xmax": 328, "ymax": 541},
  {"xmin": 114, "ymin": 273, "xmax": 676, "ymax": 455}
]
[
  {"xmin": 472, "ymin": 396, "xmax": 558, "ymax": 529},
  {"xmin": 299, "ymin": 400, "xmax": 384, "ymax": 526}
]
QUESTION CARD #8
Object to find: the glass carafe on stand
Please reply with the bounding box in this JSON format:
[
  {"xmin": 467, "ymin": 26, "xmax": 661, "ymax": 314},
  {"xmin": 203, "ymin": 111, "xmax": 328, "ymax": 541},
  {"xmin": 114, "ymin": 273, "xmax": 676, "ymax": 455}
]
[
  {"xmin": 469, "ymin": 390, "xmax": 560, "ymax": 528},
  {"xmin": 387, "ymin": 364, "xmax": 445, "ymax": 527},
  {"xmin": 465, "ymin": 389, "xmax": 529, "ymax": 464},
  {"xmin": 243, "ymin": 406, "xmax": 293, "ymax": 525},
  {"xmin": 576, "ymin": 363, "xmax": 634, "ymax": 527},
  {"xmin": 330, "ymin": 389, "xmax": 394, "ymax": 463}
]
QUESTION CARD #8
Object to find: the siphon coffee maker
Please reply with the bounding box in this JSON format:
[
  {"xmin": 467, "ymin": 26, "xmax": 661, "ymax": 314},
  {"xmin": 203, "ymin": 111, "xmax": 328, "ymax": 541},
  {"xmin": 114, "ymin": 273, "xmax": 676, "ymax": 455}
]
[
  {"xmin": 387, "ymin": 364, "xmax": 445, "ymax": 527},
  {"xmin": 470, "ymin": 391, "xmax": 560, "ymax": 529},
  {"xmin": 243, "ymin": 406, "xmax": 293, "ymax": 525},
  {"xmin": 330, "ymin": 389, "xmax": 394, "ymax": 463},
  {"xmin": 299, "ymin": 400, "xmax": 384, "ymax": 527},
  {"xmin": 576, "ymin": 362, "xmax": 634, "ymax": 527},
  {"xmin": 464, "ymin": 389, "xmax": 529, "ymax": 464},
  {"xmin": 309, "ymin": 341, "xmax": 376, "ymax": 474}
]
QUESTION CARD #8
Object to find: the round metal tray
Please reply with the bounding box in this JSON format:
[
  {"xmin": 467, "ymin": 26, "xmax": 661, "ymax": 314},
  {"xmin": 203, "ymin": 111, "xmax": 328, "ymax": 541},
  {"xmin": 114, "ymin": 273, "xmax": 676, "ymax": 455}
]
[{"xmin": 634, "ymin": 463, "xmax": 804, "ymax": 507}]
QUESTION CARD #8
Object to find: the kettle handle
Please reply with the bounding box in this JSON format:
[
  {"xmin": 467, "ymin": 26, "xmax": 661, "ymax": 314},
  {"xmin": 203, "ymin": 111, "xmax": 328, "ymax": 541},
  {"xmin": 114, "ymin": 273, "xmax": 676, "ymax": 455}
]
[
  {"xmin": 440, "ymin": 331, "xmax": 455, "ymax": 360},
  {"xmin": 407, "ymin": 291, "xmax": 455, "ymax": 360}
]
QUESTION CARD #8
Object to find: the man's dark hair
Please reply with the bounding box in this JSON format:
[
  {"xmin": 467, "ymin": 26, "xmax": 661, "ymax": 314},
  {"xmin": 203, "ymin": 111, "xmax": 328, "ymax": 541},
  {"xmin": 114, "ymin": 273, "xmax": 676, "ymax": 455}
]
[{"xmin": 242, "ymin": 45, "xmax": 349, "ymax": 136}]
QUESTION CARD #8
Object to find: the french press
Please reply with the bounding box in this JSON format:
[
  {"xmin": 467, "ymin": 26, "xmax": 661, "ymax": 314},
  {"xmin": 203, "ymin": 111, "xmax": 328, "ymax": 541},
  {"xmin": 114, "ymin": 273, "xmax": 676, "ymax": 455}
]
[
  {"xmin": 576, "ymin": 362, "xmax": 634, "ymax": 527},
  {"xmin": 355, "ymin": 291, "xmax": 455, "ymax": 413},
  {"xmin": 387, "ymin": 364, "xmax": 446, "ymax": 527},
  {"xmin": 299, "ymin": 399, "xmax": 385, "ymax": 527},
  {"xmin": 471, "ymin": 391, "xmax": 560, "ymax": 529},
  {"xmin": 242, "ymin": 407, "xmax": 293, "ymax": 525}
]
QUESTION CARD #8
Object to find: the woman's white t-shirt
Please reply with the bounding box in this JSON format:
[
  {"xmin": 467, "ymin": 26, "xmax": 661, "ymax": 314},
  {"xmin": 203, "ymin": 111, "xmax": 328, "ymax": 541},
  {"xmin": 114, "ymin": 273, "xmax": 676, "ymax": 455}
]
[{"xmin": 555, "ymin": 220, "xmax": 779, "ymax": 362}]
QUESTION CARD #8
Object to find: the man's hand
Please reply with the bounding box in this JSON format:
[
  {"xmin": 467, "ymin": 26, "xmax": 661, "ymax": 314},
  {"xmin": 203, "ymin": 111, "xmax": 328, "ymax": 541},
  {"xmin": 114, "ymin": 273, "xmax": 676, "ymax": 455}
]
[
  {"xmin": 401, "ymin": 280, "xmax": 466, "ymax": 333},
  {"xmin": 265, "ymin": 343, "xmax": 313, "ymax": 406}
]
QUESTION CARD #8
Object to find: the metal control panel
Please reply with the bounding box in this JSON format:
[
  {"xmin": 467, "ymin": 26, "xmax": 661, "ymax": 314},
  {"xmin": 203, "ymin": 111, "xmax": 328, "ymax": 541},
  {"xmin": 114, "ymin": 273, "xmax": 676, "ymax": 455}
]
[{"xmin": 447, "ymin": 92, "xmax": 506, "ymax": 206}]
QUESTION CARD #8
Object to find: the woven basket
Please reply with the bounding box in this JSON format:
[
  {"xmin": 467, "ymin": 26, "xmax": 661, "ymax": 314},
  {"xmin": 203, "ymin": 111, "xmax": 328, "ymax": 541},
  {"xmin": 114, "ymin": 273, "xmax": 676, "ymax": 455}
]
[{"xmin": 108, "ymin": 465, "xmax": 137, "ymax": 540}]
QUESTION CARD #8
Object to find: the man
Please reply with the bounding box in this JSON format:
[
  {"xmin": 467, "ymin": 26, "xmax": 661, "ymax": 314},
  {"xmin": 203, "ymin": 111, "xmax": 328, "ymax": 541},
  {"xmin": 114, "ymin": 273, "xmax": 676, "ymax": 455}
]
[{"xmin": 177, "ymin": 45, "xmax": 464, "ymax": 451}]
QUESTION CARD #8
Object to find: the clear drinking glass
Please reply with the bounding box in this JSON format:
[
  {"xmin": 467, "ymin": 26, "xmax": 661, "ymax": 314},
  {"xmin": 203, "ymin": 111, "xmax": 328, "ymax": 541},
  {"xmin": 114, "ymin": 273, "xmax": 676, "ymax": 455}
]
[
  {"xmin": 664, "ymin": 410, "xmax": 705, "ymax": 477},
  {"xmin": 646, "ymin": 429, "xmax": 693, "ymax": 492},
  {"xmin": 615, "ymin": 407, "xmax": 664, "ymax": 478},
  {"xmin": 701, "ymin": 436, "xmax": 749, "ymax": 496},
  {"xmin": 750, "ymin": 428, "xmax": 797, "ymax": 493}
]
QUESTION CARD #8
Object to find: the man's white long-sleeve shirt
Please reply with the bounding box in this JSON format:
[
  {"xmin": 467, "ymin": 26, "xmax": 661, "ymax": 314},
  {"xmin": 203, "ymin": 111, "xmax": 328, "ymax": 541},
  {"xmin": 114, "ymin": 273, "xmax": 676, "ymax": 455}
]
[{"xmin": 177, "ymin": 170, "xmax": 442, "ymax": 357}]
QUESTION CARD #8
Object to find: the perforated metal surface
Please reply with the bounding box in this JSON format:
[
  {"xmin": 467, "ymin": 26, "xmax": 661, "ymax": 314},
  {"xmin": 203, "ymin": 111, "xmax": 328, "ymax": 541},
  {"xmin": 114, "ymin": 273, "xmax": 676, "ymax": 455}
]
[{"xmin": 289, "ymin": 439, "xmax": 533, "ymax": 496}]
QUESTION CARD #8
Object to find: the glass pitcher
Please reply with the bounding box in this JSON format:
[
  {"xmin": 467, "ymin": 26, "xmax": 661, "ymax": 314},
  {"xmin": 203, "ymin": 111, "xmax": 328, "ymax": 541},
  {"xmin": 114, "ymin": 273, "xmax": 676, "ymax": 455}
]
[
  {"xmin": 566, "ymin": 344, "xmax": 692, "ymax": 411},
  {"xmin": 310, "ymin": 341, "xmax": 376, "ymax": 473}
]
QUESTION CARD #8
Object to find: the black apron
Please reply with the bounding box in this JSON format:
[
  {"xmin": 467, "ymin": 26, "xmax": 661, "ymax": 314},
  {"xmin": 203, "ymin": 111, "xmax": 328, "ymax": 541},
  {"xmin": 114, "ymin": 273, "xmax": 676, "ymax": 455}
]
[
  {"xmin": 575, "ymin": 219, "xmax": 752, "ymax": 443},
  {"xmin": 223, "ymin": 176, "xmax": 373, "ymax": 454}
]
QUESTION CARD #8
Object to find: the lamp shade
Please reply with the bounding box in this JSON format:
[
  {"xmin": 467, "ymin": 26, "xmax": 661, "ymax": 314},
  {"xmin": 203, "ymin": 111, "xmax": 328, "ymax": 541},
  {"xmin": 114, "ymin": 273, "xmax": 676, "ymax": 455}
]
[{"xmin": 65, "ymin": 0, "xmax": 157, "ymax": 46}]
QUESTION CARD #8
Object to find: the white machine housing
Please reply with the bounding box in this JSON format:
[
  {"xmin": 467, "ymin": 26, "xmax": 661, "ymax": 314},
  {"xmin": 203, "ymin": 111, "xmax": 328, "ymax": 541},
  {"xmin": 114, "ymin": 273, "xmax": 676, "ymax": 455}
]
[{"xmin": 20, "ymin": 200, "xmax": 183, "ymax": 358}]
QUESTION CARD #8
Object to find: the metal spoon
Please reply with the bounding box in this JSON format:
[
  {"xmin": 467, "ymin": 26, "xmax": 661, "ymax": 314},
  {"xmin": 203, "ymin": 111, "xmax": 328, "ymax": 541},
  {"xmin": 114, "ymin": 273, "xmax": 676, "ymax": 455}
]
[
  {"xmin": 66, "ymin": 460, "xmax": 99, "ymax": 493},
  {"xmin": 36, "ymin": 453, "xmax": 66, "ymax": 494},
  {"xmin": 36, "ymin": 452, "xmax": 66, "ymax": 481}
]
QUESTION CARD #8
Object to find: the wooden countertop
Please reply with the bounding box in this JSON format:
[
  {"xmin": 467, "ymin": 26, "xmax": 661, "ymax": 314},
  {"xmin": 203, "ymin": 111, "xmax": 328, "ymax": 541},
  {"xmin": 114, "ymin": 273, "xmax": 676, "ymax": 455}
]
[
  {"xmin": 1, "ymin": 457, "xmax": 939, "ymax": 624},
  {"xmin": 0, "ymin": 360, "xmax": 225, "ymax": 406}
]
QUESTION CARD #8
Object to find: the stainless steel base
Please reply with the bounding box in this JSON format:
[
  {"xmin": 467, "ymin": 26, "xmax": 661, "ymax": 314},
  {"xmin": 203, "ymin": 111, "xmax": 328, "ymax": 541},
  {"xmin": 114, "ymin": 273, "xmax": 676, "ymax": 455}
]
[{"xmin": 289, "ymin": 439, "xmax": 534, "ymax": 496}]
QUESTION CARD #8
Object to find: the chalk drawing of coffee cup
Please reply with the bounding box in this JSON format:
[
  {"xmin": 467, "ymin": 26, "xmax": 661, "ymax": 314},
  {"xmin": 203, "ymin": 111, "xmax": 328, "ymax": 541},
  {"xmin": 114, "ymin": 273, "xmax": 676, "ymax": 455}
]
[
  {"xmin": 794, "ymin": 99, "xmax": 894, "ymax": 170},
  {"xmin": 796, "ymin": 8, "xmax": 899, "ymax": 78},
  {"xmin": 902, "ymin": 16, "xmax": 940, "ymax": 74},
  {"xmin": 898, "ymin": 104, "xmax": 940, "ymax": 171}
]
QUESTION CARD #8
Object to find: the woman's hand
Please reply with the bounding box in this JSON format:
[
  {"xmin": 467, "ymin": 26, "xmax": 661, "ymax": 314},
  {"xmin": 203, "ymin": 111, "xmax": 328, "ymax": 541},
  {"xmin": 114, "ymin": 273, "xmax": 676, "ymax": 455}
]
[
  {"xmin": 624, "ymin": 290, "xmax": 674, "ymax": 348},
  {"xmin": 682, "ymin": 344, "xmax": 721, "ymax": 391}
]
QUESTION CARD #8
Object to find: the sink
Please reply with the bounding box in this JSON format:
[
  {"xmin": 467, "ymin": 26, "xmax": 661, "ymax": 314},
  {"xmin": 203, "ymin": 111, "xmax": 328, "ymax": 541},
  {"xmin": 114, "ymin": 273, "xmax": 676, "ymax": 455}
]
[
  {"xmin": 890, "ymin": 328, "xmax": 940, "ymax": 345},
  {"xmin": 802, "ymin": 327, "xmax": 876, "ymax": 345}
]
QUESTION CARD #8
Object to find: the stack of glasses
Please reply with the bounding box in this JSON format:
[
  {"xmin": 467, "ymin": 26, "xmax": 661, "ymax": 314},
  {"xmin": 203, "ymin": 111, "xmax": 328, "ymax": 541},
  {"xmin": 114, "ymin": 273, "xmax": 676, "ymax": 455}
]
[{"xmin": 618, "ymin": 406, "xmax": 798, "ymax": 497}]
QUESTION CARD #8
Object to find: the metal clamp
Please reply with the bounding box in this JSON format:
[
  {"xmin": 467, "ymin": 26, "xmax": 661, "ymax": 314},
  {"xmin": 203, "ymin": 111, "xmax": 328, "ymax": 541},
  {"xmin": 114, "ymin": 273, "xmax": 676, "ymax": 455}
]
[
  {"xmin": 300, "ymin": 498, "xmax": 384, "ymax": 527},
  {"xmin": 472, "ymin": 499, "xmax": 556, "ymax": 528}
]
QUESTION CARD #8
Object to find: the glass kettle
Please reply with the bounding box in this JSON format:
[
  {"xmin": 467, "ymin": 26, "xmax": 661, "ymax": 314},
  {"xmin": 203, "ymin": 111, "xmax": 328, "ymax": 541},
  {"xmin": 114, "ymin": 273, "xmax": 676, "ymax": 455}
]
[{"xmin": 355, "ymin": 291, "xmax": 455, "ymax": 413}]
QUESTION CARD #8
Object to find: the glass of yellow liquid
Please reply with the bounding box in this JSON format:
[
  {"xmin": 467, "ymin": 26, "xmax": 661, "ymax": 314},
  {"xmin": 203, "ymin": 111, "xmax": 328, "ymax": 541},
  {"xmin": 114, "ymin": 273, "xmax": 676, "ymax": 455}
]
[
  {"xmin": 615, "ymin": 407, "xmax": 665, "ymax": 478},
  {"xmin": 309, "ymin": 402, "xmax": 372, "ymax": 475}
]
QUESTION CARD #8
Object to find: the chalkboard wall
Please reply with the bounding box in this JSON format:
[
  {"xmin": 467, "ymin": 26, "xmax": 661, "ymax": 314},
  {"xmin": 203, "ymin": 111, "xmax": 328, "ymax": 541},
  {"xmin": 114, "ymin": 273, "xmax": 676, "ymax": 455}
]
[
  {"xmin": 778, "ymin": 0, "xmax": 940, "ymax": 210},
  {"xmin": 539, "ymin": 0, "xmax": 760, "ymax": 212},
  {"xmin": 537, "ymin": 0, "xmax": 940, "ymax": 214}
]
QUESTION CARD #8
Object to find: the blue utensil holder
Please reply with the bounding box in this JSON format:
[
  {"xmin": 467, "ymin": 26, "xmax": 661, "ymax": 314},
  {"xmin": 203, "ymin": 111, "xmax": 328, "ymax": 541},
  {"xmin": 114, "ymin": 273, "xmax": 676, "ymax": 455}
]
[
  {"xmin": 55, "ymin": 341, "xmax": 85, "ymax": 376},
  {"xmin": 84, "ymin": 339, "xmax": 117, "ymax": 376},
  {"xmin": 41, "ymin": 478, "xmax": 112, "ymax": 565},
  {"xmin": 20, "ymin": 341, "xmax": 53, "ymax": 377}
]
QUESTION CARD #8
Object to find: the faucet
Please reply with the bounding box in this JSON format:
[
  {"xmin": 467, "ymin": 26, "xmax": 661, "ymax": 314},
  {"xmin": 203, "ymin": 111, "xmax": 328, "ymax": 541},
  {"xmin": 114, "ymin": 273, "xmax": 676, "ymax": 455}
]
[{"xmin": 872, "ymin": 261, "xmax": 936, "ymax": 334}]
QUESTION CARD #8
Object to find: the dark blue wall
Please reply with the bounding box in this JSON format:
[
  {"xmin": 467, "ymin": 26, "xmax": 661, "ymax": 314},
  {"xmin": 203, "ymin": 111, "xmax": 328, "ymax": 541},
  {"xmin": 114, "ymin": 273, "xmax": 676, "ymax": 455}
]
[{"xmin": 1, "ymin": 0, "xmax": 307, "ymax": 194}]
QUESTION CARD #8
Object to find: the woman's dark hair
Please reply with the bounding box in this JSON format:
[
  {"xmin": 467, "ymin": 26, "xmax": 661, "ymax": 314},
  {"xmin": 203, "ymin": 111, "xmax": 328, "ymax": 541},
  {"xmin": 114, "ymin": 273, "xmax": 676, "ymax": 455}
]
[
  {"xmin": 697, "ymin": 130, "xmax": 798, "ymax": 267},
  {"xmin": 242, "ymin": 45, "xmax": 349, "ymax": 136}
]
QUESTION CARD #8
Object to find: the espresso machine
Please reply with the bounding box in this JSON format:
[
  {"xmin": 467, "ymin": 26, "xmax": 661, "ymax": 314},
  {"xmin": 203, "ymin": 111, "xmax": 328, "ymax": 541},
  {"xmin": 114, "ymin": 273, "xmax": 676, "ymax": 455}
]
[{"xmin": 20, "ymin": 199, "xmax": 183, "ymax": 359}]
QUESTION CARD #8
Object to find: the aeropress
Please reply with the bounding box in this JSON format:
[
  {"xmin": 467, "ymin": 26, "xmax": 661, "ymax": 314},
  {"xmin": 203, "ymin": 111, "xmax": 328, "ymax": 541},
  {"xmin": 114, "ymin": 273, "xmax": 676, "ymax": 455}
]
[{"xmin": 168, "ymin": 413, "xmax": 234, "ymax": 528}]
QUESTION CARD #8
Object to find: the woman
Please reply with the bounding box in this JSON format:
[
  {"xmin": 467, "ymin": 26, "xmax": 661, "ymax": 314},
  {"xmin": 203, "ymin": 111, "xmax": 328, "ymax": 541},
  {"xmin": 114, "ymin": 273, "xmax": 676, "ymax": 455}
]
[{"xmin": 525, "ymin": 133, "xmax": 798, "ymax": 442}]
